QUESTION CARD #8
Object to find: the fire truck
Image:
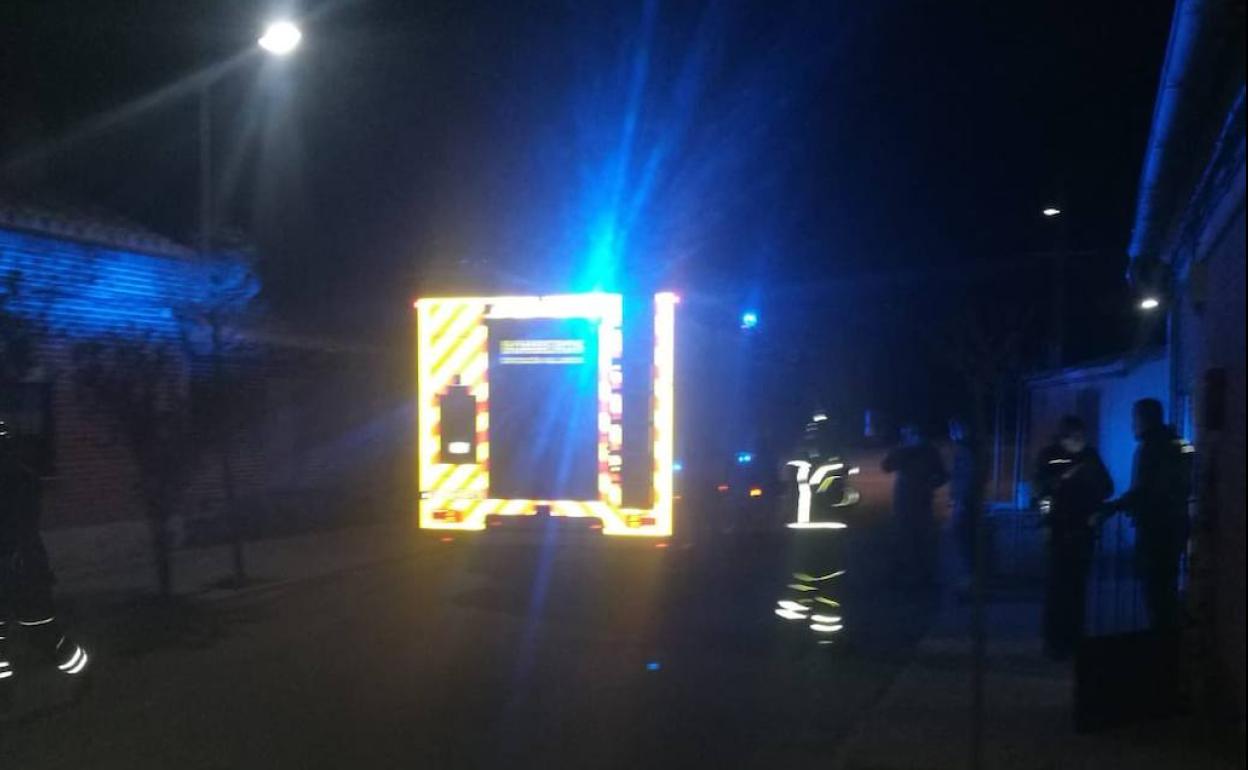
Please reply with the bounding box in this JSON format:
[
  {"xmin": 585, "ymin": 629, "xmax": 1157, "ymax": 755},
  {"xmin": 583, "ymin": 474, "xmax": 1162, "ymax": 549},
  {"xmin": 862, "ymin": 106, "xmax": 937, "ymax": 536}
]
[{"xmin": 415, "ymin": 292, "xmax": 678, "ymax": 538}]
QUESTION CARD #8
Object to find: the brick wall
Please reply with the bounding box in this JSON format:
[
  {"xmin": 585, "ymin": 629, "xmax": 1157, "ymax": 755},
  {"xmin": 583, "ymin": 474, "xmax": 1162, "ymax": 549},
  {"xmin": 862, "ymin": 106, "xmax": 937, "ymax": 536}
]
[
  {"xmin": 4, "ymin": 224, "xmax": 411, "ymax": 537},
  {"xmin": 2, "ymin": 226, "xmax": 242, "ymax": 529},
  {"xmin": 1181, "ymin": 163, "xmax": 1245, "ymax": 723}
]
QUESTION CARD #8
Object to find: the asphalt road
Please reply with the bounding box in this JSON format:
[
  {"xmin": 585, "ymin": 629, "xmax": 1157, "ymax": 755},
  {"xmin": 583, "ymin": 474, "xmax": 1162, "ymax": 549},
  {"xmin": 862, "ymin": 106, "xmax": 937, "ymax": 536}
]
[{"xmin": 2, "ymin": 502, "xmax": 940, "ymax": 769}]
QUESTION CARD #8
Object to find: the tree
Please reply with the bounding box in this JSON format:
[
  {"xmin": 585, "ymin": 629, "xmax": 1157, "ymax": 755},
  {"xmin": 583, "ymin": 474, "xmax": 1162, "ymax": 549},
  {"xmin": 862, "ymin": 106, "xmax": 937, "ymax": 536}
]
[
  {"xmin": 941, "ymin": 302, "xmax": 1031, "ymax": 436},
  {"xmin": 1, "ymin": 270, "xmax": 37, "ymax": 384},
  {"xmin": 74, "ymin": 334, "xmax": 197, "ymax": 596},
  {"xmin": 1, "ymin": 270, "xmax": 49, "ymax": 470},
  {"xmin": 176, "ymin": 258, "xmax": 261, "ymax": 586},
  {"xmin": 933, "ymin": 290, "xmax": 1043, "ymax": 506}
]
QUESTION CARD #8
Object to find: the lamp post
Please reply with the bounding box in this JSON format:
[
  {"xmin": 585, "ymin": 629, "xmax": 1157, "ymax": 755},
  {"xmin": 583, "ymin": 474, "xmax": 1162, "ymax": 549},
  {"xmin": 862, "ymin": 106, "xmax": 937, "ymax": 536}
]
[
  {"xmin": 197, "ymin": 21, "xmax": 301, "ymax": 585},
  {"xmin": 1042, "ymin": 205, "xmax": 1068, "ymax": 369},
  {"xmin": 199, "ymin": 20, "xmax": 301, "ymax": 257}
]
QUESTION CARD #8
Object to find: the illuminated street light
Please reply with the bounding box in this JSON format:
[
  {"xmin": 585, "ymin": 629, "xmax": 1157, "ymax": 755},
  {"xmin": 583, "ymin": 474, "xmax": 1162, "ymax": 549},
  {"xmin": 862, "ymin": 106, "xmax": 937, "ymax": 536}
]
[
  {"xmin": 259, "ymin": 21, "xmax": 302, "ymax": 55},
  {"xmin": 1042, "ymin": 207, "xmax": 1062, "ymax": 217},
  {"xmin": 1139, "ymin": 296, "xmax": 1161, "ymax": 311}
]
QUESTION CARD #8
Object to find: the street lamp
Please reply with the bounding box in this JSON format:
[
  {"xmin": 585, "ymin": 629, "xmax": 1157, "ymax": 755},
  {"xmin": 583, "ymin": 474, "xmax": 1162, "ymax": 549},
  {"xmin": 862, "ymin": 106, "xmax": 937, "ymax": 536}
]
[
  {"xmin": 192, "ymin": 21, "xmax": 302, "ymax": 583},
  {"xmin": 1139, "ymin": 296, "xmax": 1161, "ymax": 311},
  {"xmin": 258, "ymin": 21, "xmax": 303, "ymax": 56},
  {"xmin": 200, "ymin": 21, "xmax": 304, "ymax": 252},
  {"xmin": 1041, "ymin": 204, "xmax": 1068, "ymax": 366}
]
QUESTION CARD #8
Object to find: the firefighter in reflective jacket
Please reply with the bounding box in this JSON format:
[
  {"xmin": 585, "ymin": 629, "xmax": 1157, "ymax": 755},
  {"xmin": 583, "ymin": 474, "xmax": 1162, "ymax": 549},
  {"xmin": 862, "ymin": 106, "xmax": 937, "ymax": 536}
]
[
  {"xmin": 1, "ymin": 419, "xmax": 89, "ymax": 705},
  {"xmin": 1106, "ymin": 398, "xmax": 1193, "ymax": 632}
]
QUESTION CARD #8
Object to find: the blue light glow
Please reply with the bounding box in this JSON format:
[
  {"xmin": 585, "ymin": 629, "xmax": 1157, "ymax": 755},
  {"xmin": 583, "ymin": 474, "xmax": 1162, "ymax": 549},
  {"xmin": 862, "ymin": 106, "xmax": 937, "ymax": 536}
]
[
  {"xmin": 736, "ymin": 451, "xmax": 754, "ymax": 465},
  {"xmin": 672, "ymin": 460, "xmax": 683, "ymax": 472},
  {"xmin": 740, "ymin": 311, "xmax": 759, "ymax": 329},
  {"xmin": 1, "ymin": 229, "xmax": 252, "ymax": 338},
  {"xmin": 645, "ymin": 661, "xmax": 661, "ymax": 671},
  {"xmin": 502, "ymin": 3, "xmax": 834, "ymax": 295}
]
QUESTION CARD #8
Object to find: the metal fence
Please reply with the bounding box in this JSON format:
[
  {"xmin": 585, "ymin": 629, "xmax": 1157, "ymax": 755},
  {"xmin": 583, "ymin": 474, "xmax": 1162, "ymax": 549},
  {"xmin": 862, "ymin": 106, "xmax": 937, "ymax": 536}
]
[
  {"xmin": 985, "ymin": 507, "xmax": 1189, "ymax": 634},
  {"xmin": 984, "ymin": 508, "xmax": 1046, "ymax": 586}
]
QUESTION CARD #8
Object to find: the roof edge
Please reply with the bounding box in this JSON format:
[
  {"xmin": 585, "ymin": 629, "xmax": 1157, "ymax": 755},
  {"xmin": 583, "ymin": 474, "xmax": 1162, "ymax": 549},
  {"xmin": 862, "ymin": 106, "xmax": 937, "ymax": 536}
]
[
  {"xmin": 1127, "ymin": 0, "xmax": 1243, "ymax": 263},
  {"xmin": 0, "ymin": 200, "xmax": 194, "ymax": 259},
  {"xmin": 1025, "ymin": 348, "xmax": 1167, "ymax": 388}
]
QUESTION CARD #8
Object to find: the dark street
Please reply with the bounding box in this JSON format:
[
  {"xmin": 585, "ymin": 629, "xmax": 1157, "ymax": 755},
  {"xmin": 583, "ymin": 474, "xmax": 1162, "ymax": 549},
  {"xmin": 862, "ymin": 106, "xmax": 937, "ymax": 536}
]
[
  {"xmin": 1, "ymin": 497, "xmax": 946, "ymax": 769},
  {"xmin": 2, "ymin": 2, "xmax": 1244, "ymax": 766}
]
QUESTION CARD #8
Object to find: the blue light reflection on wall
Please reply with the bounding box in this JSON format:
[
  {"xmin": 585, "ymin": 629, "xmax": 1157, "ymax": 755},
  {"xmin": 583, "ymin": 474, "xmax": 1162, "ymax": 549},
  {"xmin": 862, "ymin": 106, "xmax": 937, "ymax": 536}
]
[{"xmin": 1, "ymin": 228, "xmax": 249, "ymax": 338}]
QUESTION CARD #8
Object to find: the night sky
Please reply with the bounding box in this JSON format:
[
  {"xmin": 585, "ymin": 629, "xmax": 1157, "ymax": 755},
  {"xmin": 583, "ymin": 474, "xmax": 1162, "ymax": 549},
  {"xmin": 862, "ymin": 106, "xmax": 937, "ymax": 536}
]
[{"xmin": 2, "ymin": 0, "xmax": 1175, "ymax": 423}]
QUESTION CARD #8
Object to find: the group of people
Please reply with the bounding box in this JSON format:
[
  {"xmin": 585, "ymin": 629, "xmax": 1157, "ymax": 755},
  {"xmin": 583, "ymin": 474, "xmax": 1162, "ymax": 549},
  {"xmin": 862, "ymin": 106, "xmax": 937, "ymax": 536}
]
[{"xmin": 882, "ymin": 398, "xmax": 1191, "ymax": 659}]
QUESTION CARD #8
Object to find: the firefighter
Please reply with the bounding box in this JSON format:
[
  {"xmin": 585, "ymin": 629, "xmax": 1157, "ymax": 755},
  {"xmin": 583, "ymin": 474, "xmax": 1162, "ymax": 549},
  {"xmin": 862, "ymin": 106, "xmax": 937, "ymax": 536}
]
[
  {"xmin": 800, "ymin": 409, "xmax": 839, "ymax": 462},
  {"xmin": 1034, "ymin": 415, "xmax": 1112, "ymax": 660},
  {"xmin": 1, "ymin": 418, "xmax": 89, "ymax": 708},
  {"xmin": 1107, "ymin": 398, "xmax": 1192, "ymax": 632},
  {"xmin": 882, "ymin": 423, "xmax": 948, "ymax": 587}
]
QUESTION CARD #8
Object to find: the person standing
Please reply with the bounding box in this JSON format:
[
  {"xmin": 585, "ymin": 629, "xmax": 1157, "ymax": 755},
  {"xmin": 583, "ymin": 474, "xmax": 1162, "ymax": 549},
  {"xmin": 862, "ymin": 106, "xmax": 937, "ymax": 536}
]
[
  {"xmin": 1034, "ymin": 416, "xmax": 1113, "ymax": 660},
  {"xmin": 883, "ymin": 423, "xmax": 948, "ymax": 588},
  {"xmin": 1, "ymin": 419, "xmax": 89, "ymax": 711},
  {"xmin": 948, "ymin": 417, "xmax": 986, "ymax": 594},
  {"xmin": 1108, "ymin": 398, "xmax": 1192, "ymax": 632}
]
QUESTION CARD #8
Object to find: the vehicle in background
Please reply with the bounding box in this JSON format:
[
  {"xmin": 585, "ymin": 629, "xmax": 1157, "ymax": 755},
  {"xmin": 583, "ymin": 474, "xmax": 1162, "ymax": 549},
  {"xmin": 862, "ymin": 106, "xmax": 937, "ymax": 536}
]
[{"xmin": 694, "ymin": 411, "xmax": 862, "ymax": 534}]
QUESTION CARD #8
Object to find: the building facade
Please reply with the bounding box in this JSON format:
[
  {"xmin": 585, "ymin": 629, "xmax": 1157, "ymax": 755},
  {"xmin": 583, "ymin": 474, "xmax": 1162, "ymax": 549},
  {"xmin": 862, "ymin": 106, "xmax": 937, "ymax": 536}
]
[
  {"xmin": 1022, "ymin": 353, "xmax": 1169, "ymax": 501},
  {"xmin": 1125, "ymin": 0, "xmax": 1245, "ymax": 725},
  {"xmin": 1, "ymin": 200, "xmax": 261, "ymax": 530},
  {"xmin": 3, "ymin": 199, "xmax": 411, "ymax": 556}
]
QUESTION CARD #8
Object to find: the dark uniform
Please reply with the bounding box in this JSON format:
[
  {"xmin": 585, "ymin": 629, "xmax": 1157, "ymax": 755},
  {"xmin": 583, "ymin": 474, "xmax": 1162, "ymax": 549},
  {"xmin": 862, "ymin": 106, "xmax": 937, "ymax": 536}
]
[
  {"xmin": 1, "ymin": 434, "xmax": 55, "ymax": 623},
  {"xmin": 949, "ymin": 436, "xmax": 986, "ymax": 580},
  {"xmin": 1112, "ymin": 425, "xmax": 1191, "ymax": 631},
  {"xmin": 1034, "ymin": 441, "xmax": 1112, "ymax": 659},
  {"xmin": 1, "ymin": 421, "xmax": 87, "ymax": 689},
  {"xmin": 883, "ymin": 439, "xmax": 948, "ymax": 586}
]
